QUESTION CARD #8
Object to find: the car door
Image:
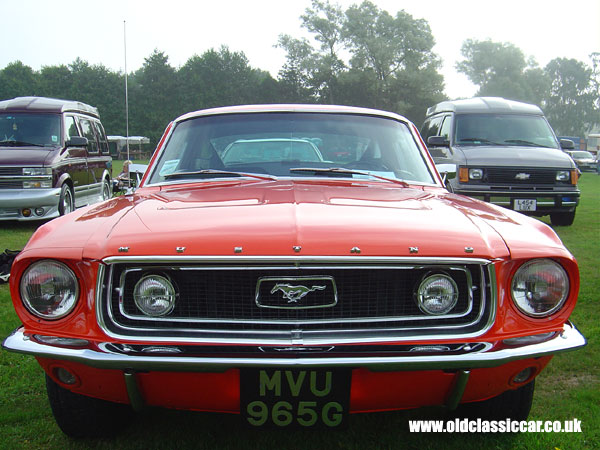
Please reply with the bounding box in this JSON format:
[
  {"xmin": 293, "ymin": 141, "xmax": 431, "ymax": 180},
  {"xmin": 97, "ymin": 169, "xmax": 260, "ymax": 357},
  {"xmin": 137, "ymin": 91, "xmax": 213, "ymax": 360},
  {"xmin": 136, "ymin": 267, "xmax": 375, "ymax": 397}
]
[
  {"xmin": 77, "ymin": 116, "xmax": 98, "ymax": 207},
  {"xmin": 88, "ymin": 119, "xmax": 111, "ymax": 198},
  {"xmin": 61, "ymin": 115, "xmax": 88, "ymax": 202}
]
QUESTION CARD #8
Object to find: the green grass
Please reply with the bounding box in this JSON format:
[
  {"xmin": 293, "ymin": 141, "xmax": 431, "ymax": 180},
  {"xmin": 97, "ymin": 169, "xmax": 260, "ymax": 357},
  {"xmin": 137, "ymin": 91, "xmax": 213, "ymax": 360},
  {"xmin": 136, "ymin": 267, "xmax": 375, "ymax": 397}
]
[{"xmin": 0, "ymin": 174, "xmax": 598, "ymax": 449}]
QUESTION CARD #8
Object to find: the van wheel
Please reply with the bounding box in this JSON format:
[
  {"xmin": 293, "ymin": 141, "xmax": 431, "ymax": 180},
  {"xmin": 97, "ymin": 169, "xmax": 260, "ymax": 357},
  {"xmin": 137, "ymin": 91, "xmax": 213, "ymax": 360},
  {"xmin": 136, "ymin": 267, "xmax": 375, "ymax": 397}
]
[
  {"xmin": 58, "ymin": 184, "xmax": 74, "ymax": 216},
  {"xmin": 455, "ymin": 380, "xmax": 535, "ymax": 421},
  {"xmin": 101, "ymin": 178, "xmax": 111, "ymax": 201},
  {"xmin": 550, "ymin": 210, "xmax": 575, "ymax": 226},
  {"xmin": 45, "ymin": 375, "xmax": 132, "ymax": 438}
]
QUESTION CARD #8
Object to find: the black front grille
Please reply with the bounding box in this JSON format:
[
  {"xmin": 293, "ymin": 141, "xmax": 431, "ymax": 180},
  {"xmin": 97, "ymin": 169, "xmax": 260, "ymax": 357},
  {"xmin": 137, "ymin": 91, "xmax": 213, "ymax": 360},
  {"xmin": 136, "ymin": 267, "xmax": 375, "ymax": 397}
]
[
  {"xmin": 0, "ymin": 181, "xmax": 23, "ymax": 189},
  {"xmin": 485, "ymin": 168, "xmax": 557, "ymax": 184},
  {"xmin": 0, "ymin": 167, "xmax": 22, "ymax": 176},
  {"xmin": 99, "ymin": 260, "xmax": 494, "ymax": 343}
]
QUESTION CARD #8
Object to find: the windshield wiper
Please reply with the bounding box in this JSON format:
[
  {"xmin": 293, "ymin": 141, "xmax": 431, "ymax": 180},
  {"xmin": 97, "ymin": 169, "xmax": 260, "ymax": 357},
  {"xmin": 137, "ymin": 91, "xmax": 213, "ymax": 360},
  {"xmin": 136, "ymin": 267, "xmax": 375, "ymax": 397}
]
[
  {"xmin": 289, "ymin": 167, "xmax": 409, "ymax": 186},
  {"xmin": 457, "ymin": 138, "xmax": 500, "ymax": 145},
  {"xmin": 163, "ymin": 169, "xmax": 277, "ymax": 181},
  {"xmin": 0, "ymin": 140, "xmax": 45, "ymax": 147},
  {"xmin": 504, "ymin": 139, "xmax": 552, "ymax": 148}
]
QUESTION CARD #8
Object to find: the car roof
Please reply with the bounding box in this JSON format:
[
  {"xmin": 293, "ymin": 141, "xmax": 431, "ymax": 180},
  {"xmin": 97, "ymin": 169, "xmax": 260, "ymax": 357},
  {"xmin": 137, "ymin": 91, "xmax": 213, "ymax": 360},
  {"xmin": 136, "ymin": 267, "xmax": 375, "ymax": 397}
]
[
  {"xmin": 175, "ymin": 104, "xmax": 410, "ymax": 124},
  {"xmin": 426, "ymin": 97, "xmax": 543, "ymax": 117},
  {"xmin": 0, "ymin": 96, "xmax": 99, "ymax": 118}
]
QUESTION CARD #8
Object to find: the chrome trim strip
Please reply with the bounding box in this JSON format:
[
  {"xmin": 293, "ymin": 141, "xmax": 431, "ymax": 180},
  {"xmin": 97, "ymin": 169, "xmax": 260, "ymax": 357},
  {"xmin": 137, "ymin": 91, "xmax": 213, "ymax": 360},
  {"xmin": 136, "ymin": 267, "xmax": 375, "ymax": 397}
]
[
  {"xmin": 2, "ymin": 322, "xmax": 586, "ymax": 371},
  {"xmin": 111, "ymin": 265, "xmax": 475, "ymax": 325},
  {"xmin": 102, "ymin": 255, "xmax": 493, "ymax": 265},
  {"xmin": 96, "ymin": 261, "xmax": 495, "ymax": 344}
]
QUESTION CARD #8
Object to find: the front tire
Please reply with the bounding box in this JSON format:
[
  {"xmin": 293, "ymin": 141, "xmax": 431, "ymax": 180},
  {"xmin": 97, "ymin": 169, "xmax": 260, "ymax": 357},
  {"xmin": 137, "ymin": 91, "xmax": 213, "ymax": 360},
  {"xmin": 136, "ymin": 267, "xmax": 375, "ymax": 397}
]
[
  {"xmin": 45, "ymin": 375, "xmax": 132, "ymax": 438},
  {"xmin": 550, "ymin": 210, "xmax": 576, "ymax": 226},
  {"xmin": 455, "ymin": 380, "xmax": 535, "ymax": 421},
  {"xmin": 58, "ymin": 183, "xmax": 74, "ymax": 216},
  {"xmin": 101, "ymin": 177, "xmax": 112, "ymax": 201}
]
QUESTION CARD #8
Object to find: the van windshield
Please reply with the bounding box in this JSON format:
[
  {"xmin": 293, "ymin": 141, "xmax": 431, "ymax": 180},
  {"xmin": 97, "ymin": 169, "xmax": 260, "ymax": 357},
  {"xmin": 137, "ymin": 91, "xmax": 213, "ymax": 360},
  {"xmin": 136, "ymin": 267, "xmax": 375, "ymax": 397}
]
[
  {"xmin": 454, "ymin": 114, "xmax": 559, "ymax": 149},
  {"xmin": 0, "ymin": 113, "xmax": 62, "ymax": 148}
]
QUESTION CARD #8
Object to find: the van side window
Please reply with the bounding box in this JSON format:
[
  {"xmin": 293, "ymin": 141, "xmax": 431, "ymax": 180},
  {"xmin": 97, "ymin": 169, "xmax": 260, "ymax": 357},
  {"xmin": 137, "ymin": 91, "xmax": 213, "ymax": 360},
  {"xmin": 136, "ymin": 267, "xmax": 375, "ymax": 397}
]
[
  {"xmin": 440, "ymin": 115, "xmax": 452, "ymax": 141},
  {"xmin": 64, "ymin": 116, "xmax": 80, "ymax": 142},
  {"xmin": 79, "ymin": 118, "xmax": 98, "ymax": 153},
  {"xmin": 420, "ymin": 116, "xmax": 442, "ymax": 141},
  {"xmin": 93, "ymin": 121, "xmax": 109, "ymax": 154}
]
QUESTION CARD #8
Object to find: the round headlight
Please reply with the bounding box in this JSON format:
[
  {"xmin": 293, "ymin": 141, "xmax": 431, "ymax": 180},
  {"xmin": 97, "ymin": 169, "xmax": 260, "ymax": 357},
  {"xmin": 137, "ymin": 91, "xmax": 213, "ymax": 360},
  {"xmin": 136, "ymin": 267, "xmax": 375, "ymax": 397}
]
[
  {"xmin": 511, "ymin": 259, "xmax": 569, "ymax": 317},
  {"xmin": 133, "ymin": 275, "xmax": 176, "ymax": 317},
  {"xmin": 20, "ymin": 260, "xmax": 79, "ymax": 320},
  {"xmin": 416, "ymin": 274, "xmax": 459, "ymax": 315}
]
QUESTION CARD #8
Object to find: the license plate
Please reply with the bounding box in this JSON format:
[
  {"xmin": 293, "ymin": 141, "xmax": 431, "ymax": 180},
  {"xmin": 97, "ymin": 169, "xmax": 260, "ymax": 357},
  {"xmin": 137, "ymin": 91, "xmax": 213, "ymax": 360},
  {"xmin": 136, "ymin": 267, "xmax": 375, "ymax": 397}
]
[
  {"xmin": 514, "ymin": 199, "xmax": 536, "ymax": 211},
  {"xmin": 240, "ymin": 368, "xmax": 351, "ymax": 428}
]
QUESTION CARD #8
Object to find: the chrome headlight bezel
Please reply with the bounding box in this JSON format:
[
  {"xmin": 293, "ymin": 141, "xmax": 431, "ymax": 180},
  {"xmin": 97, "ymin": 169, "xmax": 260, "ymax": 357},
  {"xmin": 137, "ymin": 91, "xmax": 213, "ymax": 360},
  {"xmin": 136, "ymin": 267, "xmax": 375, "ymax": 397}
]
[
  {"xmin": 510, "ymin": 259, "xmax": 569, "ymax": 317},
  {"xmin": 133, "ymin": 274, "xmax": 177, "ymax": 317},
  {"xmin": 20, "ymin": 260, "xmax": 79, "ymax": 320},
  {"xmin": 416, "ymin": 273, "xmax": 459, "ymax": 315}
]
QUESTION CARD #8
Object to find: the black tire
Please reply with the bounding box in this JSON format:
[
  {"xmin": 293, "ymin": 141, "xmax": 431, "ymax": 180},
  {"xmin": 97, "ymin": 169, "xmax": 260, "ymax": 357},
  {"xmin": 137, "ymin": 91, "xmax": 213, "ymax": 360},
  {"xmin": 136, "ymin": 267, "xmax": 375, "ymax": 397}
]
[
  {"xmin": 45, "ymin": 374, "xmax": 132, "ymax": 438},
  {"xmin": 550, "ymin": 210, "xmax": 576, "ymax": 226},
  {"xmin": 455, "ymin": 380, "xmax": 535, "ymax": 421},
  {"xmin": 58, "ymin": 183, "xmax": 74, "ymax": 216}
]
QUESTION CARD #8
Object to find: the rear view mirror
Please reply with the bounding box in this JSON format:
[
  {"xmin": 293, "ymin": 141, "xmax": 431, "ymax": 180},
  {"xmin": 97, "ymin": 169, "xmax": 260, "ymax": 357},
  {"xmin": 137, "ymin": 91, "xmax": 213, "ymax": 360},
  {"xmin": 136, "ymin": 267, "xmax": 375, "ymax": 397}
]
[
  {"xmin": 560, "ymin": 139, "xmax": 575, "ymax": 150},
  {"xmin": 427, "ymin": 136, "xmax": 450, "ymax": 147},
  {"xmin": 66, "ymin": 136, "xmax": 88, "ymax": 147}
]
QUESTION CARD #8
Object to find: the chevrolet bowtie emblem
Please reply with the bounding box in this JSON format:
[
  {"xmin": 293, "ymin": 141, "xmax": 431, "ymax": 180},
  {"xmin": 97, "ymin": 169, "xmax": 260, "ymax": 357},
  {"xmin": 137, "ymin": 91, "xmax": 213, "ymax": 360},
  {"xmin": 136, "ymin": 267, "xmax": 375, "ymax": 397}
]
[
  {"xmin": 270, "ymin": 283, "xmax": 326, "ymax": 303},
  {"xmin": 515, "ymin": 173, "xmax": 531, "ymax": 180}
]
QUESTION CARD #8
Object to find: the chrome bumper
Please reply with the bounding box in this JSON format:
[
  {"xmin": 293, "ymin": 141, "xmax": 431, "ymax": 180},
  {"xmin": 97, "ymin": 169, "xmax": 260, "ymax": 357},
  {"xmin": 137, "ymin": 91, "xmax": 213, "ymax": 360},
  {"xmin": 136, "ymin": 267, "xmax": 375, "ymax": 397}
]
[{"xmin": 2, "ymin": 322, "xmax": 586, "ymax": 372}]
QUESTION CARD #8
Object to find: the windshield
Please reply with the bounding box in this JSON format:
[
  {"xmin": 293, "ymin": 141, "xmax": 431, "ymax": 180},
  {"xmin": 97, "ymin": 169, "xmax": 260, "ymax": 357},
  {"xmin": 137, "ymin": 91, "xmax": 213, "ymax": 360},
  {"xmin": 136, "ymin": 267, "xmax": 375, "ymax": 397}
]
[
  {"xmin": 454, "ymin": 114, "xmax": 559, "ymax": 149},
  {"xmin": 0, "ymin": 113, "xmax": 62, "ymax": 148},
  {"xmin": 146, "ymin": 112, "xmax": 435, "ymax": 185}
]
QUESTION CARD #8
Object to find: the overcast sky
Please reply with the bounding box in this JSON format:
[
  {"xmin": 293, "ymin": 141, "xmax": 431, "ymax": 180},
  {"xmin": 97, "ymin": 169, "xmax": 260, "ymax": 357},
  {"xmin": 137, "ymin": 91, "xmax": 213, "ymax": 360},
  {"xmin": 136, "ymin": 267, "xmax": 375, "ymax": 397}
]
[{"xmin": 2, "ymin": 0, "xmax": 599, "ymax": 99}]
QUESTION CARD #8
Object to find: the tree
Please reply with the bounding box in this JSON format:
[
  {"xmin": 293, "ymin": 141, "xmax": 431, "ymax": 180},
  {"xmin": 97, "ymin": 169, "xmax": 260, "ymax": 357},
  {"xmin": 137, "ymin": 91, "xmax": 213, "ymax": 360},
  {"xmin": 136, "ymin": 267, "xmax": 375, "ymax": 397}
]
[
  {"xmin": 129, "ymin": 50, "xmax": 179, "ymax": 144},
  {"xmin": 0, "ymin": 61, "xmax": 39, "ymax": 100},
  {"xmin": 455, "ymin": 39, "xmax": 549, "ymax": 104},
  {"xmin": 277, "ymin": 0, "xmax": 444, "ymax": 122},
  {"xmin": 38, "ymin": 65, "xmax": 74, "ymax": 99},
  {"xmin": 543, "ymin": 57, "xmax": 599, "ymax": 136},
  {"xmin": 179, "ymin": 46, "xmax": 273, "ymax": 111}
]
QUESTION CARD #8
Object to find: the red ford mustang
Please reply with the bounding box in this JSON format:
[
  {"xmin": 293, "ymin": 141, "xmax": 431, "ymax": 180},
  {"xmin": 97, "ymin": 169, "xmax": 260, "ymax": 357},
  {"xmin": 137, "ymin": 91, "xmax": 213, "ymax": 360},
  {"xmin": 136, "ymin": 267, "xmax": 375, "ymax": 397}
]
[{"xmin": 3, "ymin": 105, "xmax": 586, "ymax": 437}]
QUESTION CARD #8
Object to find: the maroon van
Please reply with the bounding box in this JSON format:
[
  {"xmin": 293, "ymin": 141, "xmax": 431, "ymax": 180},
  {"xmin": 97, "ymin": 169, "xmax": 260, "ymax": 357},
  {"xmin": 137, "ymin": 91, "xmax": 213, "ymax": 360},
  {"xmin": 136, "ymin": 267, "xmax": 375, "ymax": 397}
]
[{"xmin": 0, "ymin": 96, "xmax": 112, "ymax": 221}]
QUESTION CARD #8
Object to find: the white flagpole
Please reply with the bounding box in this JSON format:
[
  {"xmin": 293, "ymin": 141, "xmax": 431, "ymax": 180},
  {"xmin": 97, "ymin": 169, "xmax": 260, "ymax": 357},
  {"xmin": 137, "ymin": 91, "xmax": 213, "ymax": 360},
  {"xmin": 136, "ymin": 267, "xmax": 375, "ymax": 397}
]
[{"xmin": 124, "ymin": 20, "xmax": 130, "ymax": 164}]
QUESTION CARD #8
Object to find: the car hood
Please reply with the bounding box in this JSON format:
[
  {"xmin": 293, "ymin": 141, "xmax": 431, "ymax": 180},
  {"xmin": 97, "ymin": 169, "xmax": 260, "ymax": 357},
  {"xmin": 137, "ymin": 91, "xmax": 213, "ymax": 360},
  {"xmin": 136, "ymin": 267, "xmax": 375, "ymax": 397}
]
[
  {"xmin": 457, "ymin": 145, "xmax": 574, "ymax": 168},
  {"xmin": 24, "ymin": 180, "xmax": 569, "ymax": 261}
]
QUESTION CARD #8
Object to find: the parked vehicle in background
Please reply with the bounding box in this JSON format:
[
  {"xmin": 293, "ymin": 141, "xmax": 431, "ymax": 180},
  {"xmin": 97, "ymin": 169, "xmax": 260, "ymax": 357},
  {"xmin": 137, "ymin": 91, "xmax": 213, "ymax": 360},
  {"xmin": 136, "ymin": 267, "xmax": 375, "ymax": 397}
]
[
  {"xmin": 2, "ymin": 104, "xmax": 585, "ymax": 437},
  {"xmin": 421, "ymin": 97, "xmax": 580, "ymax": 226},
  {"xmin": 565, "ymin": 150, "xmax": 596, "ymax": 172},
  {"xmin": 0, "ymin": 97, "xmax": 112, "ymax": 221}
]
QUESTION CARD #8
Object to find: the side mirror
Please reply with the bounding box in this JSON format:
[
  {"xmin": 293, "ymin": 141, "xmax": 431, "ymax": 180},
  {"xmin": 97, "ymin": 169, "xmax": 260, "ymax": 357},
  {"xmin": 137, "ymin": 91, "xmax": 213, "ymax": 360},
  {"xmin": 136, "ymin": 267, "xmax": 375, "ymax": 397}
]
[
  {"xmin": 66, "ymin": 136, "xmax": 89, "ymax": 147},
  {"xmin": 427, "ymin": 136, "xmax": 450, "ymax": 147},
  {"xmin": 560, "ymin": 139, "xmax": 575, "ymax": 150}
]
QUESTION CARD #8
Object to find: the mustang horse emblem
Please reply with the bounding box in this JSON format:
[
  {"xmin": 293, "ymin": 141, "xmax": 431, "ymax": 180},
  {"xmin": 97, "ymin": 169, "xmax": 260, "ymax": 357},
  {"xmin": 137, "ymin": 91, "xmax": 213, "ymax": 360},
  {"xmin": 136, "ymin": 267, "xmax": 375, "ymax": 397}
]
[{"xmin": 270, "ymin": 283, "xmax": 327, "ymax": 303}]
